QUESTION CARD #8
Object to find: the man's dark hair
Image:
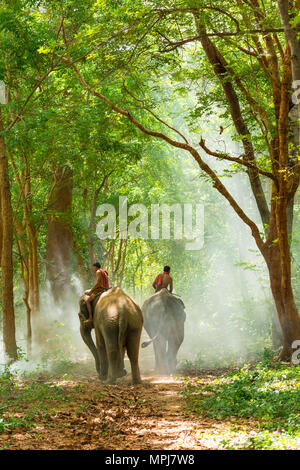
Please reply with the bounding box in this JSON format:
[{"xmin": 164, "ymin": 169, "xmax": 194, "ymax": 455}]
[
  {"xmin": 93, "ymin": 262, "xmax": 101, "ymax": 268},
  {"xmin": 164, "ymin": 266, "xmax": 170, "ymax": 273}
]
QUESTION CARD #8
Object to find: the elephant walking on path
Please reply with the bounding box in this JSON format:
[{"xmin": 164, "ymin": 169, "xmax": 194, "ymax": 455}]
[
  {"xmin": 141, "ymin": 288, "xmax": 186, "ymax": 374},
  {"xmin": 79, "ymin": 287, "xmax": 143, "ymax": 384}
]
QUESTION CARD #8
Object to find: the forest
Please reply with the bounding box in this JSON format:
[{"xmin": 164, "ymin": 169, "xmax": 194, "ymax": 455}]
[{"xmin": 0, "ymin": 0, "xmax": 300, "ymax": 452}]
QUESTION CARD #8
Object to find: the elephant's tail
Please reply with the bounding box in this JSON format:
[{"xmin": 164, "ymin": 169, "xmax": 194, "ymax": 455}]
[
  {"xmin": 141, "ymin": 333, "xmax": 159, "ymax": 348},
  {"xmin": 118, "ymin": 314, "xmax": 127, "ymax": 360}
]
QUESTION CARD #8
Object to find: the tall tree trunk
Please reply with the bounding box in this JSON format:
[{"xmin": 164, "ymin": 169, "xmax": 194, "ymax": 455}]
[
  {"xmin": 46, "ymin": 166, "xmax": 73, "ymax": 303},
  {"xmin": 28, "ymin": 231, "xmax": 40, "ymax": 314},
  {"xmin": 0, "ymin": 109, "xmax": 17, "ymax": 360},
  {"xmin": 23, "ymin": 166, "xmax": 40, "ymax": 315},
  {"xmin": 264, "ymin": 183, "xmax": 300, "ymax": 360},
  {"xmin": 272, "ymin": 42, "xmax": 300, "ymax": 359},
  {"xmin": 265, "ymin": 247, "xmax": 300, "ymax": 359},
  {"xmin": 88, "ymin": 186, "xmax": 98, "ymax": 276},
  {"xmin": 8, "ymin": 153, "xmax": 41, "ymax": 317},
  {"xmin": 15, "ymin": 220, "xmax": 32, "ymax": 355},
  {"xmin": 278, "ymin": 0, "xmax": 300, "ymax": 88}
]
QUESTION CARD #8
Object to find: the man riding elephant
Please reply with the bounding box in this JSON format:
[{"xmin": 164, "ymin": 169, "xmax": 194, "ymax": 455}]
[
  {"xmin": 79, "ymin": 287, "xmax": 143, "ymax": 384},
  {"xmin": 152, "ymin": 265, "xmax": 173, "ymax": 293},
  {"xmin": 82, "ymin": 262, "xmax": 109, "ymax": 327},
  {"xmin": 142, "ymin": 286, "xmax": 186, "ymax": 374}
]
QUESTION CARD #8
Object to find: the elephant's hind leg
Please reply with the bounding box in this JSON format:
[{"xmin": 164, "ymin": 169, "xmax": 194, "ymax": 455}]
[
  {"xmin": 106, "ymin": 350, "xmax": 119, "ymax": 384},
  {"xmin": 167, "ymin": 321, "xmax": 184, "ymax": 373},
  {"xmin": 104, "ymin": 330, "xmax": 120, "ymax": 385},
  {"xmin": 166, "ymin": 340, "xmax": 178, "ymax": 374},
  {"xmin": 117, "ymin": 345, "xmax": 127, "ymax": 378},
  {"xmin": 126, "ymin": 330, "xmax": 142, "ymax": 385},
  {"xmin": 153, "ymin": 336, "xmax": 168, "ymax": 374}
]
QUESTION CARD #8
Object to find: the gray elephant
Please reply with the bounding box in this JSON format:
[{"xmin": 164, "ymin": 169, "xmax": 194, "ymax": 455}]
[
  {"xmin": 141, "ymin": 288, "xmax": 186, "ymax": 374},
  {"xmin": 78, "ymin": 287, "xmax": 143, "ymax": 384}
]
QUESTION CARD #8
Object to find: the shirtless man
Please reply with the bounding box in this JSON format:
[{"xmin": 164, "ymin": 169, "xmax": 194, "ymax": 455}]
[
  {"xmin": 83, "ymin": 262, "xmax": 109, "ymax": 326},
  {"xmin": 152, "ymin": 266, "xmax": 173, "ymax": 293}
]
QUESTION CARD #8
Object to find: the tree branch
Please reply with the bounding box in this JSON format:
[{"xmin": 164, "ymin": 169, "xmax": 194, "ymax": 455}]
[
  {"xmin": 199, "ymin": 138, "xmax": 278, "ymax": 184},
  {"xmin": 61, "ymin": 23, "xmax": 266, "ymax": 253}
]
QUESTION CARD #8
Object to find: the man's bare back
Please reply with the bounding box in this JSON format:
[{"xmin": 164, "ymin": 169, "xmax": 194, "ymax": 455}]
[{"xmin": 153, "ymin": 266, "xmax": 173, "ymax": 293}]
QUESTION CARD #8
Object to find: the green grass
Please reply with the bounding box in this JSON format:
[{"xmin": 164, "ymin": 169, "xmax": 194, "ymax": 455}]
[
  {"xmin": 0, "ymin": 366, "xmax": 72, "ymax": 432},
  {"xmin": 182, "ymin": 360, "xmax": 300, "ymax": 449},
  {"xmin": 178, "ymin": 345, "xmax": 278, "ymax": 371}
]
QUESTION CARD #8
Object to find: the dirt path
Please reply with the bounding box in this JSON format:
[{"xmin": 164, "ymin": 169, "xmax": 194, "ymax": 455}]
[{"xmin": 1, "ymin": 370, "xmax": 228, "ymax": 450}]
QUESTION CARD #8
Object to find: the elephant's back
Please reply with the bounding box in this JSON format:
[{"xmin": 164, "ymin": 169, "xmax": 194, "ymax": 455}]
[
  {"xmin": 142, "ymin": 292, "xmax": 166, "ymax": 329},
  {"xmin": 142, "ymin": 290, "xmax": 185, "ymax": 325},
  {"xmin": 95, "ymin": 287, "xmax": 143, "ymax": 327}
]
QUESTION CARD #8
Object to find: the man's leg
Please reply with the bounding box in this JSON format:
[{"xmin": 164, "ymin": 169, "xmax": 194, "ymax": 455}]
[{"xmin": 83, "ymin": 294, "xmax": 94, "ymax": 325}]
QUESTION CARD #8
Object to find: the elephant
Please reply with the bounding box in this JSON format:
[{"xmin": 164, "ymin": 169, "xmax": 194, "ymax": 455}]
[
  {"xmin": 78, "ymin": 287, "xmax": 143, "ymax": 384},
  {"xmin": 141, "ymin": 288, "xmax": 186, "ymax": 374}
]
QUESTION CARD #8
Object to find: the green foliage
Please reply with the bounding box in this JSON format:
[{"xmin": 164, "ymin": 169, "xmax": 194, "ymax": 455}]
[
  {"xmin": 0, "ymin": 370, "xmax": 64, "ymax": 431},
  {"xmin": 0, "ymin": 362, "xmax": 79, "ymax": 432},
  {"xmin": 182, "ymin": 362, "xmax": 300, "ymax": 438}
]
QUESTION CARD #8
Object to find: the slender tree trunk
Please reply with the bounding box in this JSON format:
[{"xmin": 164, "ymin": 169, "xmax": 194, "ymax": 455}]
[
  {"xmin": 88, "ymin": 187, "xmax": 98, "ymax": 276},
  {"xmin": 0, "ymin": 109, "xmax": 17, "ymax": 360},
  {"xmin": 8, "ymin": 154, "xmax": 41, "ymax": 317},
  {"xmin": 278, "ymin": 0, "xmax": 300, "ymax": 88},
  {"xmin": 15, "ymin": 221, "xmax": 32, "ymax": 355},
  {"xmin": 23, "ymin": 167, "xmax": 40, "ymax": 315},
  {"xmin": 29, "ymin": 232, "xmax": 40, "ymax": 313}
]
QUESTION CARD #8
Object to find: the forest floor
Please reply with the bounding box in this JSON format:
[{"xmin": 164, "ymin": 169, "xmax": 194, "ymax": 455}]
[
  {"xmin": 1, "ymin": 339, "xmax": 300, "ymax": 451},
  {"xmin": 0, "ymin": 366, "xmax": 234, "ymax": 450},
  {"xmin": 1, "ymin": 359, "xmax": 299, "ymax": 450}
]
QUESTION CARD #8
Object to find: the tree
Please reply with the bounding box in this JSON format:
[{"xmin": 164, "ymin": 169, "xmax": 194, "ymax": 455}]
[{"xmin": 0, "ymin": 107, "xmax": 17, "ymax": 360}]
